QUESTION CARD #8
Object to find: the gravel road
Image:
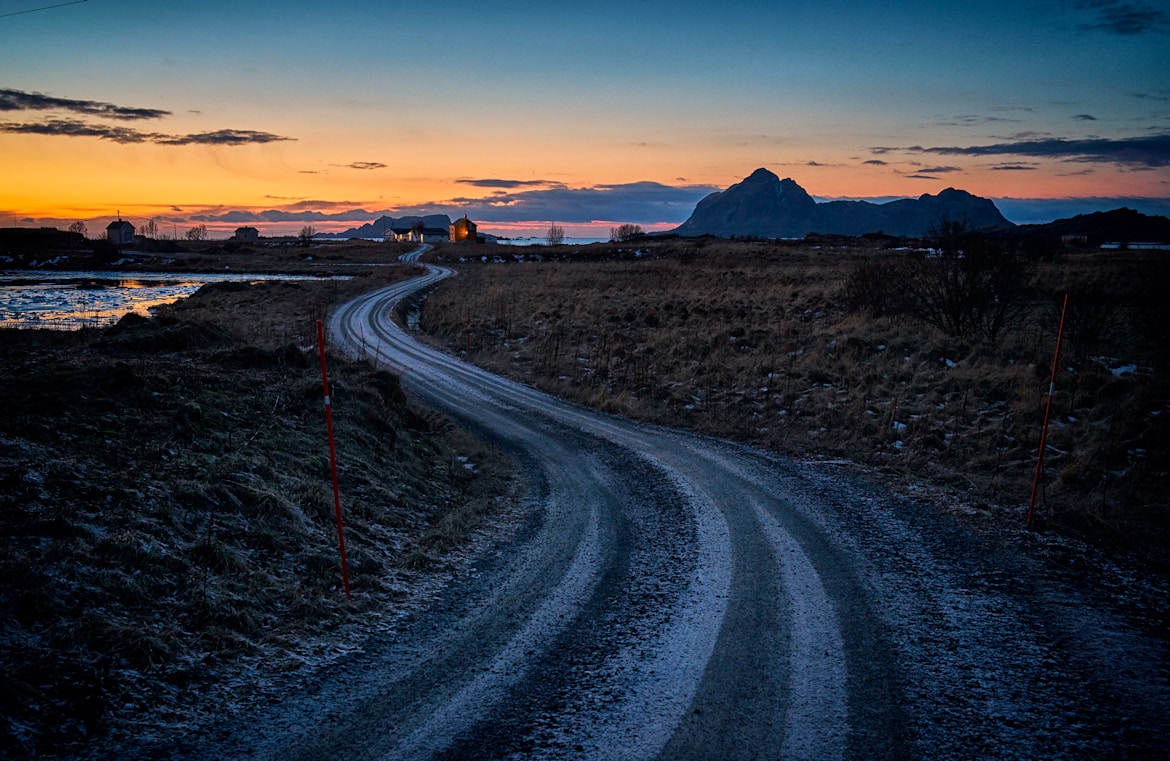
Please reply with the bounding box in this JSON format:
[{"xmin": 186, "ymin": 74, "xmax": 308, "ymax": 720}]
[{"xmin": 155, "ymin": 262, "xmax": 1168, "ymax": 760}]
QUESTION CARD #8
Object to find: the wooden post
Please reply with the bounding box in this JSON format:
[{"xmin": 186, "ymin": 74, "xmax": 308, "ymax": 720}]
[
  {"xmin": 1027, "ymin": 293, "xmax": 1070, "ymax": 529},
  {"xmin": 317, "ymin": 320, "xmax": 352, "ymax": 597}
]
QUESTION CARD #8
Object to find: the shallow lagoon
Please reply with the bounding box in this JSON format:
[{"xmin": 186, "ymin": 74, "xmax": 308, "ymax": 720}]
[{"xmin": 0, "ymin": 271, "xmax": 341, "ymax": 330}]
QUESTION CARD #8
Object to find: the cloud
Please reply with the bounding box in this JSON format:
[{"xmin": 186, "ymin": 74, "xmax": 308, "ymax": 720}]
[
  {"xmin": 912, "ymin": 166, "xmax": 963, "ymax": 174},
  {"xmin": 0, "ymin": 119, "xmax": 293, "ymax": 146},
  {"xmin": 346, "ymin": 161, "xmax": 386, "ymax": 170},
  {"xmin": 0, "ymin": 87, "xmax": 293, "ymax": 147},
  {"xmin": 191, "ymin": 208, "xmax": 378, "ymax": 224},
  {"xmin": 156, "ymin": 129, "xmax": 293, "ymax": 146},
  {"xmin": 429, "ymin": 181, "xmax": 719, "ymax": 225},
  {"xmin": 0, "ymin": 87, "xmax": 170, "ymax": 120},
  {"xmin": 1071, "ymin": 114, "xmax": 1098, "ymax": 121},
  {"xmin": 990, "ymin": 164, "xmax": 1039, "ymax": 171},
  {"xmin": 898, "ymin": 133, "xmax": 1170, "ymax": 167},
  {"xmin": 0, "ymin": 119, "xmax": 159, "ymax": 142},
  {"xmin": 933, "ymin": 114, "xmax": 1022, "ymax": 127},
  {"xmin": 862, "ymin": 159, "xmax": 889, "ymax": 166},
  {"xmin": 456, "ymin": 178, "xmax": 561, "ymax": 189},
  {"xmin": 1077, "ymin": 1, "xmax": 1168, "ymax": 34}
]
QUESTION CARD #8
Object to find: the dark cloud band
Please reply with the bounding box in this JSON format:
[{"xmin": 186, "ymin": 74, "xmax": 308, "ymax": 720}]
[
  {"xmin": 0, "ymin": 118, "xmax": 293, "ymax": 146},
  {"xmin": 456, "ymin": 178, "xmax": 559, "ymax": 189},
  {"xmin": 157, "ymin": 129, "xmax": 293, "ymax": 146},
  {"xmin": 1077, "ymin": 1, "xmax": 1168, "ymax": 35},
  {"xmin": 0, "ymin": 87, "xmax": 169, "ymax": 121},
  {"xmin": 875, "ymin": 134, "xmax": 1170, "ymax": 167},
  {"xmin": 188, "ymin": 181, "xmax": 717, "ymax": 227}
]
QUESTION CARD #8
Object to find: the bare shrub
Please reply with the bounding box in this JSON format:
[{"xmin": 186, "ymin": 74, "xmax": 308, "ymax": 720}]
[
  {"xmin": 903, "ymin": 219, "xmax": 1031, "ymax": 340},
  {"xmin": 610, "ymin": 223, "xmax": 644, "ymax": 242}
]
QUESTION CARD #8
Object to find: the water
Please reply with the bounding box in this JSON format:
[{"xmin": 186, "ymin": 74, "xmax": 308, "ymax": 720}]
[
  {"xmin": 0, "ymin": 271, "xmax": 342, "ymax": 331},
  {"xmin": 496, "ymin": 237, "xmax": 609, "ymax": 246}
]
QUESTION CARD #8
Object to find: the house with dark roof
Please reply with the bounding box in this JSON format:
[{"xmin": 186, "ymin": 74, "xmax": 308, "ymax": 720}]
[
  {"xmin": 233, "ymin": 226, "xmax": 260, "ymax": 242},
  {"xmin": 388, "ymin": 224, "xmax": 449, "ymax": 244},
  {"xmin": 106, "ymin": 219, "xmax": 135, "ymax": 245}
]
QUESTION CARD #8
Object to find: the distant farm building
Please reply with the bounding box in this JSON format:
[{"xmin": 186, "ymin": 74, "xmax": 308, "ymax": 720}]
[
  {"xmin": 450, "ymin": 214, "xmax": 478, "ymax": 243},
  {"xmin": 233, "ymin": 226, "xmax": 260, "ymax": 242},
  {"xmin": 106, "ymin": 219, "xmax": 135, "ymax": 245},
  {"xmin": 388, "ymin": 224, "xmax": 448, "ymax": 244}
]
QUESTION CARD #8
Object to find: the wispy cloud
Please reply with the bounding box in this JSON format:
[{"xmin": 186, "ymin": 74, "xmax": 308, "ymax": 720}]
[
  {"xmin": 0, "ymin": 87, "xmax": 169, "ymax": 120},
  {"xmin": 876, "ymin": 133, "xmax": 1170, "ymax": 167},
  {"xmin": 456, "ymin": 178, "xmax": 561, "ymax": 189},
  {"xmin": 0, "ymin": 87, "xmax": 293, "ymax": 147},
  {"xmin": 1077, "ymin": 1, "xmax": 1168, "ymax": 34},
  {"xmin": 0, "ymin": 119, "xmax": 159, "ymax": 142},
  {"xmin": 933, "ymin": 114, "xmax": 1022, "ymax": 127},
  {"xmin": 990, "ymin": 164, "xmax": 1039, "ymax": 171},
  {"xmin": 1071, "ymin": 114, "xmax": 1099, "ymax": 121},
  {"xmin": 157, "ymin": 129, "xmax": 292, "ymax": 146},
  {"xmin": 862, "ymin": 159, "xmax": 889, "ymax": 166},
  {"xmin": 346, "ymin": 161, "xmax": 386, "ymax": 170},
  {"xmin": 0, "ymin": 118, "xmax": 293, "ymax": 145}
]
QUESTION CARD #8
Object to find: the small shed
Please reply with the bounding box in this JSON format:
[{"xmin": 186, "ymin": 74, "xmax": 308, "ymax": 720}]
[
  {"xmin": 450, "ymin": 214, "xmax": 478, "ymax": 243},
  {"xmin": 106, "ymin": 219, "xmax": 135, "ymax": 245}
]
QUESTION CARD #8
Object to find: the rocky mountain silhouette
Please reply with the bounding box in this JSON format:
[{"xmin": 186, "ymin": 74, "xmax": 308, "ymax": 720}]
[
  {"xmin": 674, "ymin": 168, "xmax": 1013, "ymax": 238},
  {"xmin": 324, "ymin": 214, "xmax": 452, "ymax": 239},
  {"xmin": 1001, "ymin": 207, "xmax": 1170, "ymax": 246}
]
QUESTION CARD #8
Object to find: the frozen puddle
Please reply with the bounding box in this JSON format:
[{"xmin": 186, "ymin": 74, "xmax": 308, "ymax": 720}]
[{"xmin": 0, "ymin": 271, "xmax": 344, "ymax": 330}]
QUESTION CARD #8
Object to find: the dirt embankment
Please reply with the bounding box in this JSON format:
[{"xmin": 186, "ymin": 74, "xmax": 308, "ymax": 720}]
[{"xmin": 0, "ymin": 271, "xmax": 514, "ymax": 758}]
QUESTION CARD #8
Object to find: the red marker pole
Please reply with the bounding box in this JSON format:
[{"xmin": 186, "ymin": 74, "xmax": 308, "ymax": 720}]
[
  {"xmin": 1027, "ymin": 293, "xmax": 1070, "ymax": 529},
  {"xmin": 317, "ymin": 319, "xmax": 352, "ymax": 597}
]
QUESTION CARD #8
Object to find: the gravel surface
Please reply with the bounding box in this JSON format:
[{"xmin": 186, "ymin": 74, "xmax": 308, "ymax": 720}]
[{"xmin": 125, "ymin": 261, "xmax": 1169, "ymax": 760}]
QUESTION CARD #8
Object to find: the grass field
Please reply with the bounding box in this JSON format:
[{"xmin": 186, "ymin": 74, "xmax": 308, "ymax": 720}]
[
  {"xmin": 0, "ymin": 263, "xmax": 515, "ymax": 756},
  {"xmin": 422, "ymin": 237, "xmax": 1169, "ymax": 559}
]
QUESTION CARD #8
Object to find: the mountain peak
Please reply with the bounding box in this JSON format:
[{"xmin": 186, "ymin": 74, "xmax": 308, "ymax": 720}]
[
  {"xmin": 745, "ymin": 167, "xmax": 780, "ymax": 183},
  {"xmin": 675, "ymin": 170, "xmax": 1012, "ymax": 238}
]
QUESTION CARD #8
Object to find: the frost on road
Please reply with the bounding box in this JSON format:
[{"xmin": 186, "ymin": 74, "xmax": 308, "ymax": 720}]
[{"xmin": 159, "ymin": 264, "xmax": 1167, "ymax": 761}]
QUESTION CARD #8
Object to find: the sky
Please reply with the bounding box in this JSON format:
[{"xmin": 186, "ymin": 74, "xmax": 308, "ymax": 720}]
[{"xmin": 1, "ymin": 0, "xmax": 1168, "ymax": 237}]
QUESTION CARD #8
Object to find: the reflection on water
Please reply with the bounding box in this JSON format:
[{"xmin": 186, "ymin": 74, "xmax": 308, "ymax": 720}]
[{"xmin": 0, "ymin": 271, "xmax": 341, "ymax": 330}]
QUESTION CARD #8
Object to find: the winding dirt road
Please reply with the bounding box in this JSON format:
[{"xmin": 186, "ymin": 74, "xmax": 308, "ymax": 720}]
[{"xmin": 168, "ymin": 260, "xmax": 1168, "ymax": 760}]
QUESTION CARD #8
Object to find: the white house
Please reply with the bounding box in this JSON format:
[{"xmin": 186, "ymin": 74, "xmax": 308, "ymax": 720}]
[{"xmin": 387, "ymin": 224, "xmax": 449, "ymax": 244}]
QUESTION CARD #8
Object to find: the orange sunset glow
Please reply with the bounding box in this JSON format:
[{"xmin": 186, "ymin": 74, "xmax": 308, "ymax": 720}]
[{"xmin": 2, "ymin": 1, "xmax": 1166, "ymax": 237}]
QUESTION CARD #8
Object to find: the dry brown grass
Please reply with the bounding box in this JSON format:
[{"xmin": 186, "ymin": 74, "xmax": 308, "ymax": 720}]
[{"xmin": 422, "ymin": 239, "xmax": 1169, "ymax": 557}]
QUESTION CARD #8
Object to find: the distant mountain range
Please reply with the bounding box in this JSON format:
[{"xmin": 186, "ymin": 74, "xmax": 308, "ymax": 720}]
[
  {"xmin": 322, "ymin": 214, "xmax": 452, "ymax": 239},
  {"xmin": 674, "ymin": 168, "xmax": 1013, "ymax": 238},
  {"xmin": 323, "ymin": 170, "xmax": 1168, "ymax": 245}
]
